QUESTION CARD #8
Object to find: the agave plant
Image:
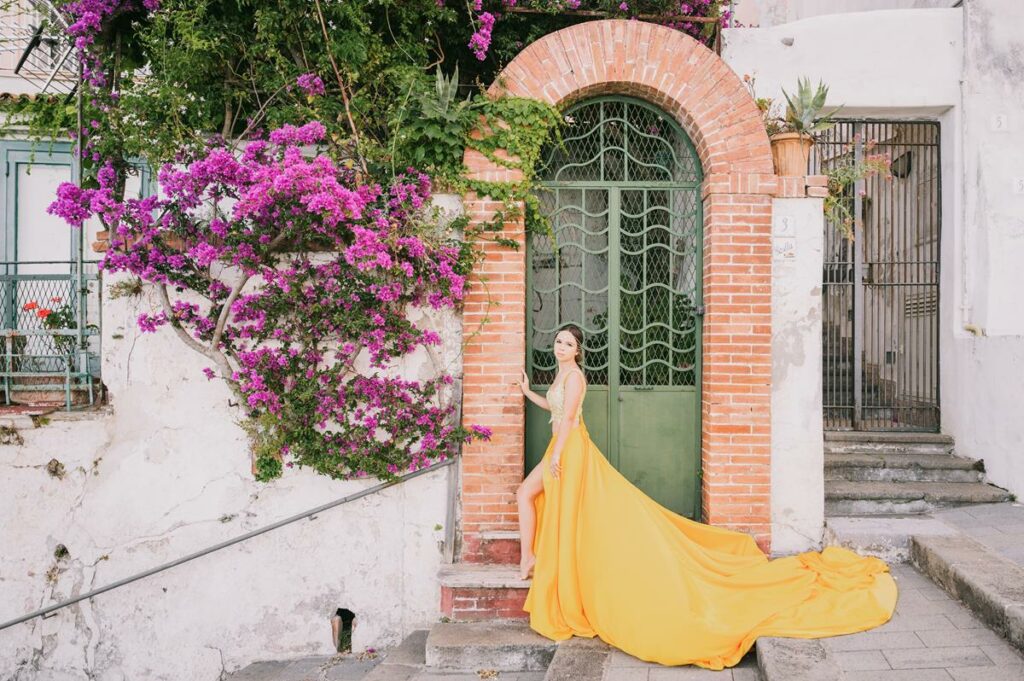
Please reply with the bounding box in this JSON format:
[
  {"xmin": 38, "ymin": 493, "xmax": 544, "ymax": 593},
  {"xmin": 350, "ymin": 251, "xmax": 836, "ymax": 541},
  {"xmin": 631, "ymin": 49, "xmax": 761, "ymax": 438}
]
[
  {"xmin": 394, "ymin": 64, "xmax": 477, "ymax": 186},
  {"xmin": 423, "ymin": 64, "xmax": 468, "ymax": 121},
  {"xmin": 779, "ymin": 76, "xmax": 842, "ymax": 139}
]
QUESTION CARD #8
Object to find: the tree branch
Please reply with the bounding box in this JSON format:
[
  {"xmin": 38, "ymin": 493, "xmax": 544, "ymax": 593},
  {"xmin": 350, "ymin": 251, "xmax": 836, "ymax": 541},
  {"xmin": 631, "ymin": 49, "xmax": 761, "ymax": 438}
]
[
  {"xmin": 311, "ymin": 0, "xmax": 368, "ymax": 176},
  {"xmin": 210, "ymin": 271, "xmax": 250, "ymax": 351}
]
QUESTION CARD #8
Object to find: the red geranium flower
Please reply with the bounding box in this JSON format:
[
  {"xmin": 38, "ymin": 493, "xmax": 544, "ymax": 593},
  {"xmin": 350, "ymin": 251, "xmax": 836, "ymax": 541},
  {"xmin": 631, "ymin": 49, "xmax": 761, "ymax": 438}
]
[
  {"xmin": 22, "ymin": 301, "xmax": 38, "ymax": 311},
  {"xmin": 37, "ymin": 309, "xmax": 53, "ymax": 320}
]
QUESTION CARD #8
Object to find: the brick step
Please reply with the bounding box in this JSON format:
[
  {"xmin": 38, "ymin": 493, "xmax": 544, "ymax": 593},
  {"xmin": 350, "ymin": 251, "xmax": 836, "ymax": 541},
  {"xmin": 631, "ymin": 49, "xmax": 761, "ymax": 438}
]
[
  {"xmin": 439, "ymin": 563, "xmax": 530, "ymax": 622},
  {"xmin": 826, "ymin": 480, "xmax": 1013, "ymax": 516},
  {"xmin": 461, "ymin": 530, "xmax": 521, "ymax": 564},
  {"xmin": 825, "ymin": 452, "xmax": 984, "ymax": 483}
]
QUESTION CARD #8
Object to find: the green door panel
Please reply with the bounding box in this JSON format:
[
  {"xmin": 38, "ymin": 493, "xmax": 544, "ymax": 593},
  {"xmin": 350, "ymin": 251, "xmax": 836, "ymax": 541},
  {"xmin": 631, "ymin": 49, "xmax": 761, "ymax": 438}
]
[{"xmin": 617, "ymin": 389, "xmax": 699, "ymax": 516}]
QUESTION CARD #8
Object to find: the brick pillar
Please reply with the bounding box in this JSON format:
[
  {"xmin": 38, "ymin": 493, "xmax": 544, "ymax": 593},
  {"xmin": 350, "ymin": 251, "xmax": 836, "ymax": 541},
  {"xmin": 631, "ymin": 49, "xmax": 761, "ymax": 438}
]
[
  {"xmin": 701, "ymin": 184, "xmax": 774, "ymax": 552},
  {"xmin": 458, "ymin": 145, "xmax": 527, "ymax": 563}
]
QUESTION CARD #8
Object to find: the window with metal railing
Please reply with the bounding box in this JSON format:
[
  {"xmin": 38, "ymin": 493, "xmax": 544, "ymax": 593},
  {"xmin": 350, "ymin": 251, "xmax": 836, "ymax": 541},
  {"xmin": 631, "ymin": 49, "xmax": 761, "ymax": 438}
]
[{"xmin": 0, "ymin": 259, "xmax": 101, "ymax": 409}]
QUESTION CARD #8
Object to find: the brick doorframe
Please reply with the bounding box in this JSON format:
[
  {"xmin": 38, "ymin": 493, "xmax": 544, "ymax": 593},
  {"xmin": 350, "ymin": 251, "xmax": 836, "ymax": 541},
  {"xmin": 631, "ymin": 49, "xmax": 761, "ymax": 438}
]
[{"xmin": 459, "ymin": 19, "xmax": 778, "ymax": 561}]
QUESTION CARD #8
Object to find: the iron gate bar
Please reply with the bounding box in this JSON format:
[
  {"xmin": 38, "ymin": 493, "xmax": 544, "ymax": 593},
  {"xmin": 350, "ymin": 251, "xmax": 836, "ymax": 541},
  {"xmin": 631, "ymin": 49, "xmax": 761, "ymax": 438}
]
[{"xmin": 812, "ymin": 119, "xmax": 941, "ymax": 431}]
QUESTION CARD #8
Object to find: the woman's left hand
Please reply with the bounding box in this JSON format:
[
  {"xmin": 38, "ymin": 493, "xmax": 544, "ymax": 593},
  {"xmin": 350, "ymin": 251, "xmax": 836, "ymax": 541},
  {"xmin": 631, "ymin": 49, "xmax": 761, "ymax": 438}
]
[{"xmin": 549, "ymin": 452, "xmax": 561, "ymax": 479}]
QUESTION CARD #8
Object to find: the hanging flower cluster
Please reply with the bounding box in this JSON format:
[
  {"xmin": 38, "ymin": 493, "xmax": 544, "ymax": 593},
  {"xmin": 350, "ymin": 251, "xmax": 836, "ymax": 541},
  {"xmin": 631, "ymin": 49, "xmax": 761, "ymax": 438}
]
[
  {"xmin": 59, "ymin": 1, "xmax": 163, "ymax": 176},
  {"xmin": 47, "ymin": 121, "xmax": 491, "ymax": 482},
  {"xmin": 467, "ymin": 0, "xmax": 729, "ymax": 62}
]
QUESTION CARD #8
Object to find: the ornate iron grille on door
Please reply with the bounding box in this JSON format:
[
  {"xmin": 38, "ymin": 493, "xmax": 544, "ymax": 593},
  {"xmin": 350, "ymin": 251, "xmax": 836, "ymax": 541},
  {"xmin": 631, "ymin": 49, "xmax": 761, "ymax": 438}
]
[
  {"xmin": 811, "ymin": 120, "xmax": 941, "ymax": 431},
  {"xmin": 525, "ymin": 96, "xmax": 703, "ymax": 517}
]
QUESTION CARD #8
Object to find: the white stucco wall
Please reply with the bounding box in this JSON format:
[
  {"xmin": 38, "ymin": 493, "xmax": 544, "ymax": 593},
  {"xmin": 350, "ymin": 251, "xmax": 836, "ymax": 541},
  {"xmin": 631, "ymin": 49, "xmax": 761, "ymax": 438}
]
[
  {"xmin": 727, "ymin": 2, "xmax": 1024, "ymax": 499},
  {"xmin": 733, "ymin": 0, "xmax": 960, "ymax": 28},
  {"xmin": 723, "ymin": 8, "xmax": 962, "ymax": 112},
  {"xmin": 0, "ymin": 258, "xmax": 463, "ymax": 679},
  {"xmin": 770, "ymin": 198, "xmax": 825, "ymax": 555},
  {"xmin": 940, "ymin": 0, "xmax": 1024, "ymax": 497}
]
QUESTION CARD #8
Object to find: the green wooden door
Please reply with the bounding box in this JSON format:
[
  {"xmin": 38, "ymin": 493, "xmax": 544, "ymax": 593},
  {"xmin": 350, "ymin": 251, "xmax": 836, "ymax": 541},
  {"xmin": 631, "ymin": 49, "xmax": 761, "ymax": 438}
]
[{"xmin": 526, "ymin": 97, "xmax": 704, "ymax": 520}]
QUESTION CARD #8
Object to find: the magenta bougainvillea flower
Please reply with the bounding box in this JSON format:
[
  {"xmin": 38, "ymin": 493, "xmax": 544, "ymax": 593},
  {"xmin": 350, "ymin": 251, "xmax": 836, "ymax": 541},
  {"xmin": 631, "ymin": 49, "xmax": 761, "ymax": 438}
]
[{"xmin": 47, "ymin": 122, "xmax": 490, "ymax": 482}]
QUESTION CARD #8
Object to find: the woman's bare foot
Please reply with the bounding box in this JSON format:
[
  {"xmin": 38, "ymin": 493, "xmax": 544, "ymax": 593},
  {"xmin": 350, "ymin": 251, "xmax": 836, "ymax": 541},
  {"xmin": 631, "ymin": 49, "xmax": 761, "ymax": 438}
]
[{"xmin": 519, "ymin": 554, "xmax": 536, "ymax": 580}]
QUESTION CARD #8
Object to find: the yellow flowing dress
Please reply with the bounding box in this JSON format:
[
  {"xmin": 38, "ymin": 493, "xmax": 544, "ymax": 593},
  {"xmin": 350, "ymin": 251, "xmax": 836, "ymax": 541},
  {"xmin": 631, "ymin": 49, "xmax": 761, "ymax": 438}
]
[{"xmin": 523, "ymin": 368, "xmax": 898, "ymax": 670}]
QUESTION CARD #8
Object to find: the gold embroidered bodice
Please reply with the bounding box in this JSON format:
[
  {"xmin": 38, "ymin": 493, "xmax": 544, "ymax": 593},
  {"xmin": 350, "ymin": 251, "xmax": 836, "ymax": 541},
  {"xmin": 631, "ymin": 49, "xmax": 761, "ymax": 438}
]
[{"xmin": 548, "ymin": 368, "xmax": 585, "ymax": 425}]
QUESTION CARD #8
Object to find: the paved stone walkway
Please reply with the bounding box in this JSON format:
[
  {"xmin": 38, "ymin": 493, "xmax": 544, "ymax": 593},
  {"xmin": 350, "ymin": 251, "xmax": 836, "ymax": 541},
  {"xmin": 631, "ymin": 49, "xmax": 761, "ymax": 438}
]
[
  {"xmin": 597, "ymin": 542, "xmax": 1024, "ymax": 681},
  {"xmin": 600, "ymin": 648, "xmax": 759, "ymax": 680},
  {"xmin": 406, "ymin": 673, "xmax": 546, "ymax": 680},
  {"xmin": 931, "ymin": 501, "xmax": 1024, "ymax": 567},
  {"xmin": 820, "ymin": 540, "xmax": 1024, "ymax": 681}
]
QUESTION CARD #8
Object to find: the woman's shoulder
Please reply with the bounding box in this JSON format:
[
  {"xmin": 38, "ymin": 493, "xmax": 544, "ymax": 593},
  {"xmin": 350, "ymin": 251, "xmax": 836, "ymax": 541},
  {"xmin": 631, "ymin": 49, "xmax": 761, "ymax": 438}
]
[{"xmin": 567, "ymin": 367, "xmax": 587, "ymax": 388}]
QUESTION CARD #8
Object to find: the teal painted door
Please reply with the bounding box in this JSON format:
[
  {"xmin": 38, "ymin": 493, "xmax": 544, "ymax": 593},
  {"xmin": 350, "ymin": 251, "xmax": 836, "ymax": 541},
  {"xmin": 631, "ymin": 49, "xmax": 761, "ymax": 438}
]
[{"xmin": 526, "ymin": 97, "xmax": 704, "ymax": 519}]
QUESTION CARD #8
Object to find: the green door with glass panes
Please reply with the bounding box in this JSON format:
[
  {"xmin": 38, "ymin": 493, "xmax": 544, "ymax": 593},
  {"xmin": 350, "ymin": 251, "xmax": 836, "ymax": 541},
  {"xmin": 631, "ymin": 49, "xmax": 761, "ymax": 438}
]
[{"xmin": 526, "ymin": 96, "xmax": 704, "ymax": 519}]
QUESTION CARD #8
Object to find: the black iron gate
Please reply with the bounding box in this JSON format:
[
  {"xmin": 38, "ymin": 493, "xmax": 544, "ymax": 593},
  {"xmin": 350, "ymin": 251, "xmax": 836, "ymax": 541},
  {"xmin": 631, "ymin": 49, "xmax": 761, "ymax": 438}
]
[{"xmin": 811, "ymin": 120, "xmax": 941, "ymax": 431}]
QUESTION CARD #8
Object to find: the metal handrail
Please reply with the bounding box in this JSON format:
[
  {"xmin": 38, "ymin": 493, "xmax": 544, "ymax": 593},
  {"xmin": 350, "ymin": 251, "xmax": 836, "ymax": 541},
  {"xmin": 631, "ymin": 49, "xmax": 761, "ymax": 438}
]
[{"xmin": 0, "ymin": 455, "xmax": 458, "ymax": 632}]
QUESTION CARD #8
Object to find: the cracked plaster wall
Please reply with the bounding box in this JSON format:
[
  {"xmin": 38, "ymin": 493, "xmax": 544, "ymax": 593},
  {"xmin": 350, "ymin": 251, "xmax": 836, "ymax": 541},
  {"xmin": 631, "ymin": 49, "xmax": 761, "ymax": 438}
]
[
  {"xmin": 770, "ymin": 199, "xmax": 826, "ymax": 555},
  {"xmin": 0, "ymin": 200, "xmax": 466, "ymax": 680}
]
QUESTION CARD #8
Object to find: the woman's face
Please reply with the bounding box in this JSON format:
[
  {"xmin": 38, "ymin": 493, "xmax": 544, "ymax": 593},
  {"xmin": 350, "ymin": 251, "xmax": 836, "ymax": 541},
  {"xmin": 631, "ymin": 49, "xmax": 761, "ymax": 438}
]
[{"xmin": 553, "ymin": 330, "xmax": 579, "ymax": 363}]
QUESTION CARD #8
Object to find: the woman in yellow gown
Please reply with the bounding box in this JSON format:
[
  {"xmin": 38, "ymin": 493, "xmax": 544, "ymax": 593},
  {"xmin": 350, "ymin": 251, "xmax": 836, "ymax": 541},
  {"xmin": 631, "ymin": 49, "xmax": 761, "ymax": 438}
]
[{"xmin": 513, "ymin": 324, "xmax": 898, "ymax": 670}]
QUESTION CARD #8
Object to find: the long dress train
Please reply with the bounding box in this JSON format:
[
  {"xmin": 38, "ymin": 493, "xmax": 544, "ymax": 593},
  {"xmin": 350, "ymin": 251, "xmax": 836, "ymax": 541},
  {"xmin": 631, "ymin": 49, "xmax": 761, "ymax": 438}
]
[{"xmin": 522, "ymin": 417, "xmax": 898, "ymax": 670}]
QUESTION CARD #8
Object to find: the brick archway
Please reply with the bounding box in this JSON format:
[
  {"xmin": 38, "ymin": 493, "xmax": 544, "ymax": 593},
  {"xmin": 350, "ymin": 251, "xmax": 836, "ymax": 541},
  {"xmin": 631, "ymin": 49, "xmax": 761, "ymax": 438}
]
[{"xmin": 459, "ymin": 19, "xmax": 778, "ymax": 562}]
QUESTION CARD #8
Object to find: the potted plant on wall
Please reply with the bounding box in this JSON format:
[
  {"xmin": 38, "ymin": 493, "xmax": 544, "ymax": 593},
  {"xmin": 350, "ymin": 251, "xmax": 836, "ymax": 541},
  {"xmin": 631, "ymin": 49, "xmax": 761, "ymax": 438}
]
[{"xmin": 746, "ymin": 75, "xmax": 841, "ymax": 176}]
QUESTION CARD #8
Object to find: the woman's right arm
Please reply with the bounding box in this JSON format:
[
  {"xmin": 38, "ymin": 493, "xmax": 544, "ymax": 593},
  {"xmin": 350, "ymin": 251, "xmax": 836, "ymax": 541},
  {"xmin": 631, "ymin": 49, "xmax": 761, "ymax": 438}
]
[{"xmin": 518, "ymin": 369, "xmax": 550, "ymax": 410}]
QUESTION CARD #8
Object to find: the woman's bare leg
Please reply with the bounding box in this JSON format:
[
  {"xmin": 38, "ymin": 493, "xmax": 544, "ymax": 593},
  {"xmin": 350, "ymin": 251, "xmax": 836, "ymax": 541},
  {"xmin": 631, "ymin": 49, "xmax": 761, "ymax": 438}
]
[{"xmin": 516, "ymin": 461, "xmax": 546, "ymax": 580}]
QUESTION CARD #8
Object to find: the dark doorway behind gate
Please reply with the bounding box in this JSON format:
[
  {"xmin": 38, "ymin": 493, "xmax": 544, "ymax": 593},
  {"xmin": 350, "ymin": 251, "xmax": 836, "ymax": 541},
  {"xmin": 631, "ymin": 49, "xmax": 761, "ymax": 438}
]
[{"xmin": 811, "ymin": 120, "xmax": 941, "ymax": 432}]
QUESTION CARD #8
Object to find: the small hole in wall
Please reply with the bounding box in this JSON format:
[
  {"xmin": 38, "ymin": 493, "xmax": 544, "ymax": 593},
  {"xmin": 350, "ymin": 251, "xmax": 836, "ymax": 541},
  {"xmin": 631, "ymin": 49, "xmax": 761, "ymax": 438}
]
[{"xmin": 332, "ymin": 608, "xmax": 356, "ymax": 653}]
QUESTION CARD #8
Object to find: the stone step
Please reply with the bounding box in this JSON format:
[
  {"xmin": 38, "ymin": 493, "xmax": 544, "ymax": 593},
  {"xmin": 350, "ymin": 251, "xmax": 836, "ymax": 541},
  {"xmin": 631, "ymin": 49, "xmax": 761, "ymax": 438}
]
[
  {"xmin": 425, "ymin": 621, "xmax": 556, "ymax": 672},
  {"xmin": 225, "ymin": 654, "xmax": 381, "ymax": 680},
  {"xmin": 438, "ymin": 563, "xmax": 530, "ymax": 621},
  {"xmin": 825, "ymin": 439, "xmax": 954, "ymax": 456},
  {"xmin": 542, "ymin": 636, "xmax": 610, "ymax": 681},
  {"xmin": 823, "ymin": 515, "xmax": 962, "ymax": 563},
  {"xmin": 363, "ymin": 630, "xmax": 428, "ymax": 681},
  {"xmin": 825, "ymin": 431, "xmax": 954, "ymax": 444},
  {"xmin": 826, "ymin": 480, "xmax": 1013, "ymax": 516},
  {"xmin": 911, "ymin": 533, "xmax": 1024, "ymax": 656},
  {"xmin": 824, "ymin": 452, "xmax": 984, "ymax": 483}
]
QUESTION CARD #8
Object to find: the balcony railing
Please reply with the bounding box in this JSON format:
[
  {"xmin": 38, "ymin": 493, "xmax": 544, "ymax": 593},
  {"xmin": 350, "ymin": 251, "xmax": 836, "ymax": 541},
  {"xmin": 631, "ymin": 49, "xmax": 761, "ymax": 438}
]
[{"xmin": 0, "ymin": 260, "xmax": 101, "ymax": 410}]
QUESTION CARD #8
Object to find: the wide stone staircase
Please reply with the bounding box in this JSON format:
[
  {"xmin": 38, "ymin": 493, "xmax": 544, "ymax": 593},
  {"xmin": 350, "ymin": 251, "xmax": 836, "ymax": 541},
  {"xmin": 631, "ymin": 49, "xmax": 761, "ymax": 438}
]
[{"xmin": 824, "ymin": 431, "xmax": 1013, "ymax": 515}]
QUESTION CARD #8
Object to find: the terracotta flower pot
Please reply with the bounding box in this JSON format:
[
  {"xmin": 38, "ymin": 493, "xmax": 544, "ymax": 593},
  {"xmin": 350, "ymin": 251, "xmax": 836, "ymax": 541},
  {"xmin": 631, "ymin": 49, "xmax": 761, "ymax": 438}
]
[{"xmin": 769, "ymin": 132, "xmax": 814, "ymax": 177}]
